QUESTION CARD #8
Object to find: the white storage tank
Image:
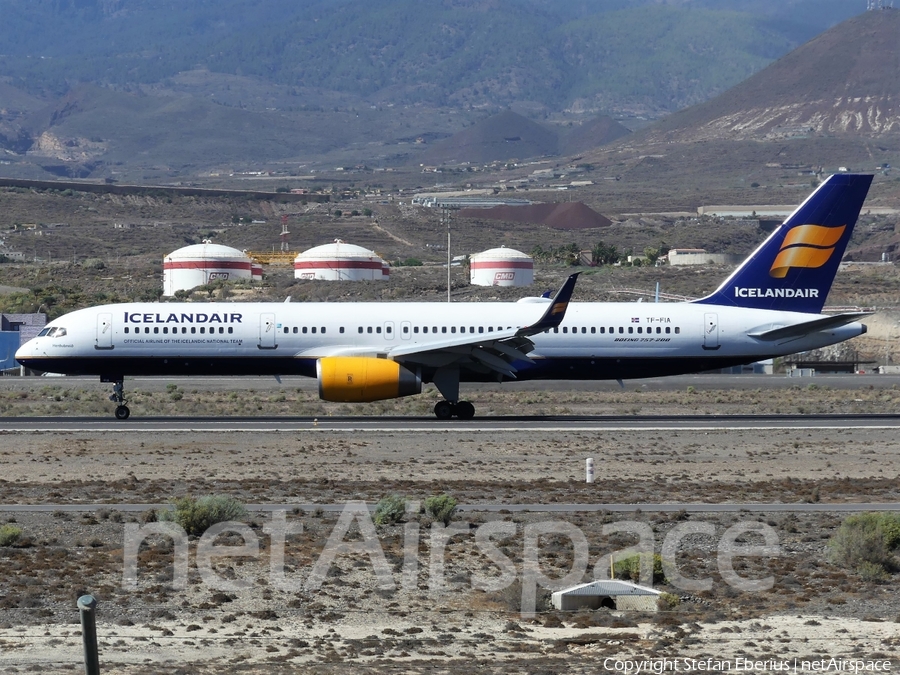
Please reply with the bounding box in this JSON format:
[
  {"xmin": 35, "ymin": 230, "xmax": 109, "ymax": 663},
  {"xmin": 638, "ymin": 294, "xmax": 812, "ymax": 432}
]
[
  {"xmin": 163, "ymin": 243, "xmax": 252, "ymax": 296},
  {"xmin": 294, "ymin": 239, "xmax": 388, "ymax": 281},
  {"xmin": 251, "ymin": 262, "xmax": 263, "ymax": 282},
  {"xmin": 469, "ymin": 246, "xmax": 533, "ymax": 287}
]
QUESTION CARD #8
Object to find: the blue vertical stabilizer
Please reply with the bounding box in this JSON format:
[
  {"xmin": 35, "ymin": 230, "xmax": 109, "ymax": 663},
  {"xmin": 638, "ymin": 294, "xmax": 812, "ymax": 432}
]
[{"xmin": 694, "ymin": 174, "xmax": 873, "ymax": 313}]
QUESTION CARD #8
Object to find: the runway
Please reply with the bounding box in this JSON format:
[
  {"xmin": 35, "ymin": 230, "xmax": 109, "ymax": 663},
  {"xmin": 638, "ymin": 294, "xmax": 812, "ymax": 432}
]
[{"xmin": 3, "ymin": 412, "xmax": 900, "ymax": 432}]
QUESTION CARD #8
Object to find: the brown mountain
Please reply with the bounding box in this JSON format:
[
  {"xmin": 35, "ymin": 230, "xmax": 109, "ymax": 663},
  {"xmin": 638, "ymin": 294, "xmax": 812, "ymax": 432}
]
[
  {"xmin": 459, "ymin": 201, "xmax": 611, "ymax": 230},
  {"xmin": 420, "ymin": 110, "xmax": 558, "ymax": 166},
  {"xmin": 560, "ymin": 115, "xmax": 631, "ymax": 156},
  {"xmin": 643, "ymin": 9, "xmax": 900, "ymax": 144}
]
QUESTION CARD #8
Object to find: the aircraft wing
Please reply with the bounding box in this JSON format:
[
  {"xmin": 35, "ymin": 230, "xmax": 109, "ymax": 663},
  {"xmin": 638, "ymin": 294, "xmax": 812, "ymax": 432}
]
[
  {"xmin": 748, "ymin": 311, "xmax": 872, "ymax": 342},
  {"xmin": 297, "ymin": 274, "xmax": 578, "ymax": 378},
  {"xmin": 387, "ymin": 273, "xmax": 579, "ymax": 379}
]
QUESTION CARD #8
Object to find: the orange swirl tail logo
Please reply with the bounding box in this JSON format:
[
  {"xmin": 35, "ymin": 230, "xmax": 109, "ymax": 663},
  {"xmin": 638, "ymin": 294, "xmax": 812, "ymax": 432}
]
[{"xmin": 769, "ymin": 224, "xmax": 846, "ymax": 279}]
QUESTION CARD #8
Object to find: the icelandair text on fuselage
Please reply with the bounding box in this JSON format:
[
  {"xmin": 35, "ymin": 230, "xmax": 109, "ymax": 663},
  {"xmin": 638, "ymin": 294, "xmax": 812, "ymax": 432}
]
[
  {"xmin": 734, "ymin": 287, "xmax": 819, "ymax": 299},
  {"xmin": 124, "ymin": 312, "xmax": 243, "ymax": 324},
  {"xmin": 603, "ymin": 658, "xmax": 891, "ymax": 674}
]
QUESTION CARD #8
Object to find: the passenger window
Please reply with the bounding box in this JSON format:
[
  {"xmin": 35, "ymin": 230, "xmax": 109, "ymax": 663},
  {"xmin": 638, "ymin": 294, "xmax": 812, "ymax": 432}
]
[
  {"xmin": 376, "ymin": 327, "xmax": 381, "ymax": 334},
  {"xmin": 219, "ymin": 327, "xmax": 224, "ymax": 334},
  {"xmin": 582, "ymin": 327, "xmax": 586, "ymax": 334},
  {"xmin": 656, "ymin": 327, "xmax": 661, "ymax": 334},
  {"xmin": 478, "ymin": 327, "xmax": 484, "ymax": 333},
  {"xmin": 592, "ymin": 327, "xmax": 597, "ymax": 334},
  {"xmin": 202, "ymin": 327, "xmax": 207, "ymax": 334},
  {"xmin": 386, "ymin": 326, "xmax": 391, "ymax": 334},
  {"xmin": 563, "ymin": 327, "xmax": 568, "ymax": 333},
  {"xmin": 367, "ymin": 327, "xmax": 373, "ymax": 334},
  {"xmin": 291, "ymin": 327, "xmax": 297, "ymax": 334},
  {"xmin": 618, "ymin": 327, "xmax": 623, "ymax": 334},
  {"xmin": 303, "ymin": 327, "xmax": 308, "ymax": 334},
  {"xmin": 163, "ymin": 327, "xmax": 168, "ymax": 334},
  {"xmin": 665, "ymin": 327, "xmax": 671, "ymax": 334},
  {"xmin": 154, "ymin": 327, "xmax": 159, "ymax": 334},
  {"xmin": 190, "ymin": 327, "xmax": 196, "ymax": 334},
  {"xmin": 442, "ymin": 327, "xmax": 447, "ymax": 334},
  {"xmin": 451, "ymin": 327, "xmax": 456, "ymax": 334},
  {"xmin": 228, "ymin": 327, "xmax": 233, "ymax": 334},
  {"xmin": 311, "ymin": 327, "xmax": 317, "ymax": 334},
  {"xmin": 413, "ymin": 327, "xmax": 419, "ymax": 334},
  {"xmin": 403, "ymin": 326, "xmax": 409, "ymax": 334},
  {"xmin": 340, "ymin": 327, "xmax": 345, "ymax": 334},
  {"xmin": 553, "ymin": 327, "xmax": 558, "ymax": 334},
  {"xmin": 144, "ymin": 327, "xmax": 150, "ymax": 334},
  {"xmin": 358, "ymin": 327, "xmax": 363, "ymax": 333},
  {"xmin": 422, "ymin": 327, "xmax": 427, "ymax": 333},
  {"xmin": 284, "ymin": 327, "xmax": 289, "ymax": 334},
  {"xmin": 628, "ymin": 327, "xmax": 633, "ymax": 334},
  {"xmin": 123, "ymin": 327, "xmax": 129, "ymax": 334},
  {"xmin": 321, "ymin": 327, "xmax": 326, "ymax": 334},
  {"xmin": 488, "ymin": 327, "xmax": 493, "ymax": 332},
  {"xmin": 599, "ymin": 327, "xmax": 604, "ymax": 334},
  {"xmin": 637, "ymin": 327, "xmax": 642, "ymax": 334},
  {"xmin": 675, "ymin": 327, "xmax": 680, "ymax": 334}
]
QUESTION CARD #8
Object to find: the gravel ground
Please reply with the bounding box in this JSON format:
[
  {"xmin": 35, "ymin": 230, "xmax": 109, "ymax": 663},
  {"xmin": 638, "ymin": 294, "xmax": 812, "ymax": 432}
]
[{"xmin": 0, "ymin": 379, "xmax": 899, "ymax": 672}]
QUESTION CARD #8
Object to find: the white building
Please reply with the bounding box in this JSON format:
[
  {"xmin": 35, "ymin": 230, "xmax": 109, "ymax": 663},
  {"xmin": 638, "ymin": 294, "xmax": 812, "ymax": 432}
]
[
  {"xmin": 294, "ymin": 240, "xmax": 388, "ymax": 281},
  {"xmin": 163, "ymin": 243, "xmax": 253, "ymax": 296},
  {"xmin": 668, "ymin": 249, "xmax": 741, "ymax": 267},
  {"xmin": 469, "ymin": 246, "xmax": 533, "ymax": 287}
]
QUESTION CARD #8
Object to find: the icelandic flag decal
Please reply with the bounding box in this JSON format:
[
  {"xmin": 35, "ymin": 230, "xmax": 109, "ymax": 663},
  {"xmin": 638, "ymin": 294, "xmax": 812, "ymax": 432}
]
[{"xmin": 631, "ymin": 317, "xmax": 640, "ymax": 323}]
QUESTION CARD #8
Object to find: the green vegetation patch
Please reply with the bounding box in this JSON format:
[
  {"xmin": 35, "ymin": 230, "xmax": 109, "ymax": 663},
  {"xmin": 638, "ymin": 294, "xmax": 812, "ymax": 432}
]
[
  {"xmin": 827, "ymin": 512, "xmax": 900, "ymax": 579},
  {"xmin": 159, "ymin": 495, "xmax": 248, "ymax": 537}
]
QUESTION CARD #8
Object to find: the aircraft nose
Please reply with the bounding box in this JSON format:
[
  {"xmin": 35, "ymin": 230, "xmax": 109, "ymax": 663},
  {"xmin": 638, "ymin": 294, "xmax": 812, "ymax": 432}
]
[{"xmin": 15, "ymin": 340, "xmax": 33, "ymax": 364}]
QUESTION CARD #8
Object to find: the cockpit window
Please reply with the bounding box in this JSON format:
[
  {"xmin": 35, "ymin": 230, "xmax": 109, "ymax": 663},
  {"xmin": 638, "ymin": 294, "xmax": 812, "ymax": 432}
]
[
  {"xmin": 38, "ymin": 328, "xmax": 51, "ymax": 337},
  {"xmin": 43, "ymin": 327, "xmax": 67, "ymax": 337}
]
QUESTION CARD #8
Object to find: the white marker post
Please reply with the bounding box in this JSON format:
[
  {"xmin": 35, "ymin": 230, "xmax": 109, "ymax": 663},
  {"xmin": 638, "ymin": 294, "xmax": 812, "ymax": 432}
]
[{"xmin": 586, "ymin": 458, "xmax": 594, "ymax": 484}]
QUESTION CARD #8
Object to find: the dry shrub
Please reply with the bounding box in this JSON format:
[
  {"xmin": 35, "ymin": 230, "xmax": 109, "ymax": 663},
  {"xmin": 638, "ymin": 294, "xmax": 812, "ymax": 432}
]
[
  {"xmin": 827, "ymin": 512, "xmax": 900, "ymax": 578},
  {"xmin": 158, "ymin": 495, "xmax": 248, "ymax": 536}
]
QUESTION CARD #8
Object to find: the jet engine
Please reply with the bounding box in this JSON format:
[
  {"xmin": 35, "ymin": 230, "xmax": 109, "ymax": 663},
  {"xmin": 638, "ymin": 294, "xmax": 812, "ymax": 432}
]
[{"xmin": 316, "ymin": 357, "xmax": 421, "ymax": 402}]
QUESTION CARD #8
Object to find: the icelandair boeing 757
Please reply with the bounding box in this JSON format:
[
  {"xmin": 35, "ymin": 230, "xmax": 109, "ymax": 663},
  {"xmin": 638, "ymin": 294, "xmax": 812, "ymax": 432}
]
[{"xmin": 16, "ymin": 174, "xmax": 874, "ymax": 420}]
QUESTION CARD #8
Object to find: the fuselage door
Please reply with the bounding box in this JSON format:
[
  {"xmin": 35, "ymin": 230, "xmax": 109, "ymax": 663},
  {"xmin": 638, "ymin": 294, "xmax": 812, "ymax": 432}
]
[
  {"xmin": 259, "ymin": 313, "xmax": 277, "ymax": 350},
  {"xmin": 400, "ymin": 321, "xmax": 411, "ymax": 340},
  {"xmin": 702, "ymin": 312, "xmax": 720, "ymax": 351},
  {"xmin": 96, "ymin": 312, "xmax": 113, "ymax": 350},
  {"xmin": 383, "ymin": 321, "xmax": 395, "ymax": 341}
]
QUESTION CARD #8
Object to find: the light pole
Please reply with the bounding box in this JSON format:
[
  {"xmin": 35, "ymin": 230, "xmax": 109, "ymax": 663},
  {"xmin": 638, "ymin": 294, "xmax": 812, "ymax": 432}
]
[{"xmin": 442, "ymin": 207, "xmax": 451, "ymax": 302}]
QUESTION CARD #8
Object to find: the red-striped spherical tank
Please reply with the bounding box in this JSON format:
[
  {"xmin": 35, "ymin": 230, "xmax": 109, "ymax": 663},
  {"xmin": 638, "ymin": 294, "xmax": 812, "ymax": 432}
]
[
  {"xmin": 163, "ymin": 243, "xmax": 253, "ymax": 296},
  {"xmin": 294, "ymin": 239, "xmax": 388, "ymax": 281},
  {"xmin": 469, "ymin": 246, "xmax": 533, "ymax": 287}
]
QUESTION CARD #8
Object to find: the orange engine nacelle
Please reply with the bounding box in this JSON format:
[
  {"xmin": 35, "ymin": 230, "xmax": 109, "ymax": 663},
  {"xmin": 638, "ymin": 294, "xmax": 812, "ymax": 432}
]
[{"xmin": 316, "ymin": 357, "xmax": 422, "ymax": 402}]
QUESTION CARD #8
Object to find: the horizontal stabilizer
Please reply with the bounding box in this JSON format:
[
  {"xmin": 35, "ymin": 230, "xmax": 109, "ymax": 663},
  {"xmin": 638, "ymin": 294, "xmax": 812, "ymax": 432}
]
[{"xmin": 748, "ymin": 312, "xmax": 871, "ymax": 341}]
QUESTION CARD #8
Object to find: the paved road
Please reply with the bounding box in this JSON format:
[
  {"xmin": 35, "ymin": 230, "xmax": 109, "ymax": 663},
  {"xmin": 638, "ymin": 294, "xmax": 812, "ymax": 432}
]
[
  {"xmin": 3, "ymin": 413, "xmax": 900, "ymax": 433},
  {"xmin": 4, "ymin": 373, "xmax": 900, "ymax": 393},
  {"xmin": 2, "ymin": 502, "xmax": 898, "ymax": 513}
]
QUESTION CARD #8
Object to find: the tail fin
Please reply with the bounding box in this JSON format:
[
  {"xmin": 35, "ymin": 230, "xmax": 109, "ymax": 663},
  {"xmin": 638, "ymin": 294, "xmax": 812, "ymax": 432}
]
[{"xmin": 694, "ymin": 173, "xmax": 873, "ymax": 313}]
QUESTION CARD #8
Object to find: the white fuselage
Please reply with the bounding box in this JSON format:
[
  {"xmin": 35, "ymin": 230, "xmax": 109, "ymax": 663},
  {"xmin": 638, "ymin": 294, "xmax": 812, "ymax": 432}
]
[{"xmin": 16, "ymin": 299, "xmax": 865, "ymax": 382}]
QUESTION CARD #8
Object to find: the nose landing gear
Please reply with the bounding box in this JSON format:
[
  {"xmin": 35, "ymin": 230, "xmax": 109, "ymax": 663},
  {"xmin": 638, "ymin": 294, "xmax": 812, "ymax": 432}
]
[{"xmin": 108, "ymin": 380, "xmax": 130, "ymax": 420}]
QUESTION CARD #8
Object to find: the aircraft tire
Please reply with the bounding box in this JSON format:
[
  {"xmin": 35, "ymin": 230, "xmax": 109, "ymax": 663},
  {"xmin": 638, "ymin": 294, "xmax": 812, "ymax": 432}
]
[
  {"xmin": 115, "ymin": 405, "xmax": 131, "ymax": 420},
  {"xmin": 455, "ymin": 401, "xmax": 475, "ymax": 420},
  {"xmin": 433, "ymin": 401, "xmax": 454, "ymax": 420}
]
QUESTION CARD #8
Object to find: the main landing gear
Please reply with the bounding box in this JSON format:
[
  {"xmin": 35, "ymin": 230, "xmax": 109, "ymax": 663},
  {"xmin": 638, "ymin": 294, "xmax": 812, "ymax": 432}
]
[
  {"xmin": 433, "ymin": 400, "xmax": 475, "ymax": 420},
  {"xmin": 109, "ymin": 380, "xmax": 130, "ymax": 420}
]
